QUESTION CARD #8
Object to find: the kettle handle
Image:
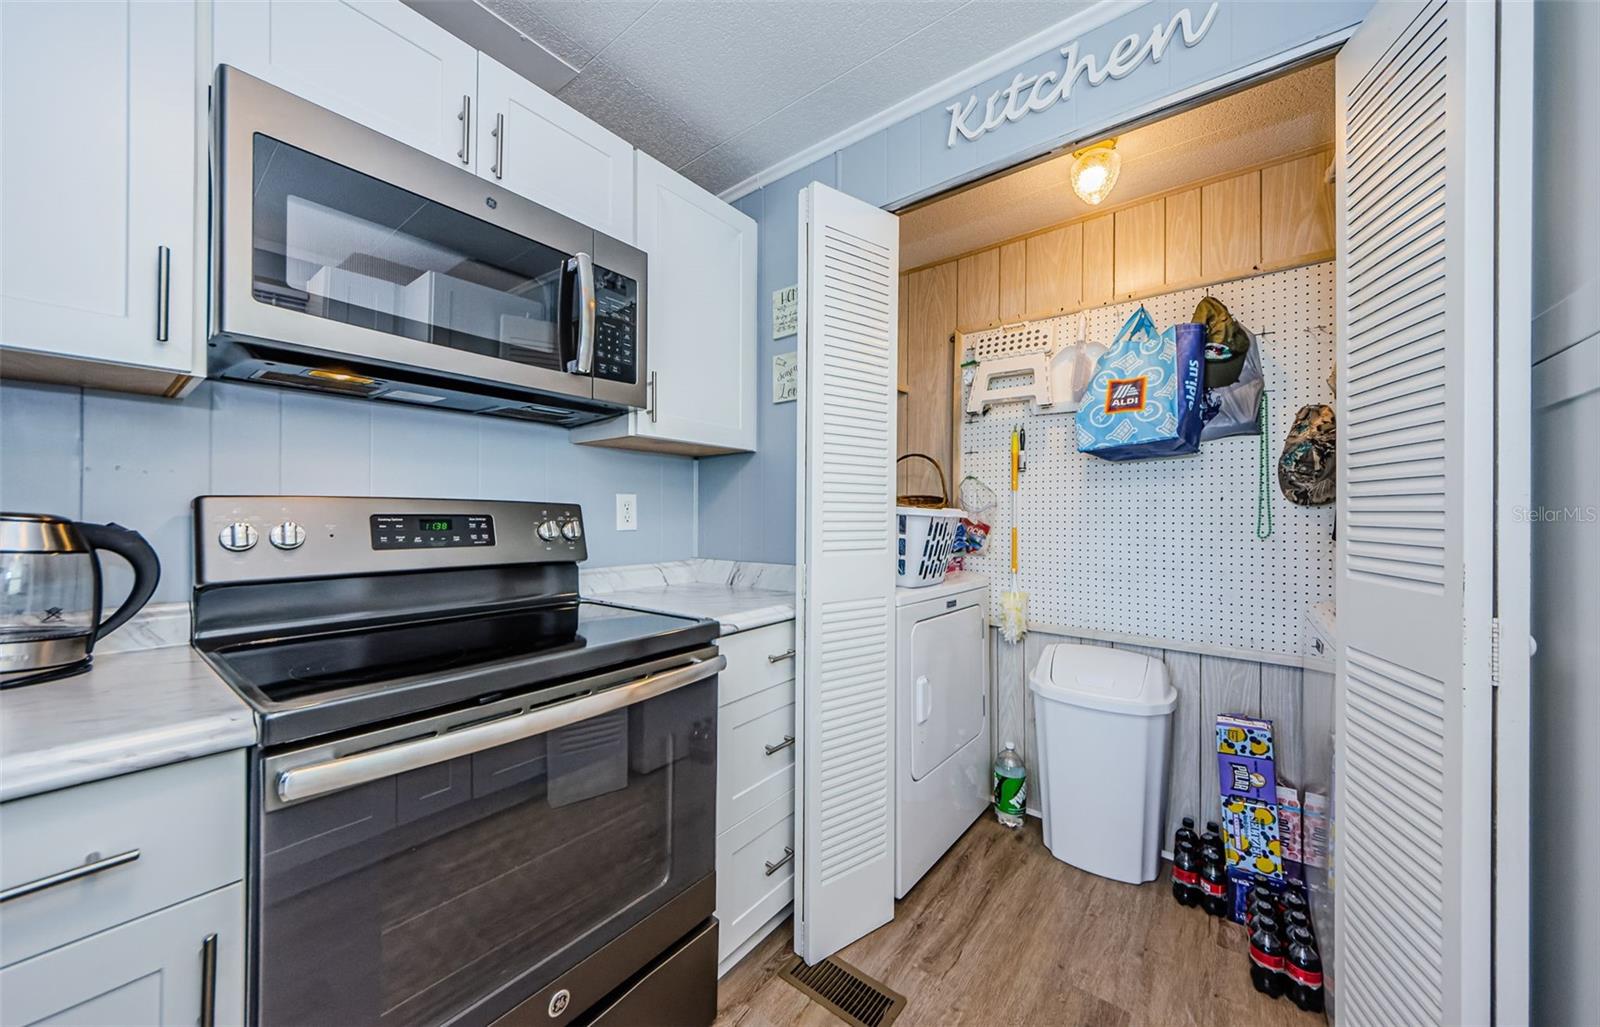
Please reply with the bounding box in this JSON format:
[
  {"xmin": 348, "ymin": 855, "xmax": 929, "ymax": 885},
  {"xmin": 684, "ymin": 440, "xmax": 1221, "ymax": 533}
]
[{"xmin": 77, "ymin": 522, "xmax": 161, "ymax": 646}]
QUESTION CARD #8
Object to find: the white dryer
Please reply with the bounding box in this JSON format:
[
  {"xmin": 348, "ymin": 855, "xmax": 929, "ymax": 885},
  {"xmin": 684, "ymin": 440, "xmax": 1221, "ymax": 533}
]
[{"xmin": 895, "ymin": 572, "xmax": 991, "ymax": 898}]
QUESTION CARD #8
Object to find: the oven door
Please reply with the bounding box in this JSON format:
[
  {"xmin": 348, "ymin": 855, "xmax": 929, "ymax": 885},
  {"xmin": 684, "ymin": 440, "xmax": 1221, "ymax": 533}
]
[{"xmin": 255, "ymin": 650, "xmax": 721, "ymax": 1027}]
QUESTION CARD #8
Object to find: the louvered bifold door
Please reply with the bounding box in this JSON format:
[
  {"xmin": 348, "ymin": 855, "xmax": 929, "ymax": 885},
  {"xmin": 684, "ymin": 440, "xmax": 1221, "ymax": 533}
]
[
  {"xmin": 1333, "ymin": 2, "xmax": 1496, "ymax": 1024},
  {"xmin": 794, "ymin": 182, "xmax": 899, "ymax": 964}
]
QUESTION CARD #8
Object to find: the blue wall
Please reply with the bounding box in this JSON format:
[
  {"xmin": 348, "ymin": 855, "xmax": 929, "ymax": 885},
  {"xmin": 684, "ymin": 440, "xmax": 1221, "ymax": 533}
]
[
  {"xmin": 697, "ymin": 0, "xmax": 1368, "ymax": 564},
  {"xmin": 0, "ymin": 379, "xmax": 697, "ymax": 604}
]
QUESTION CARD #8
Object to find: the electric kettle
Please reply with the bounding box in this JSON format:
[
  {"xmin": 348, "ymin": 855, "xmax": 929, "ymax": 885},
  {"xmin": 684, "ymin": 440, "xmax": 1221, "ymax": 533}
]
[{"xmin": 0, "ymin": 513, "xmax": 160, "ymax": 687}]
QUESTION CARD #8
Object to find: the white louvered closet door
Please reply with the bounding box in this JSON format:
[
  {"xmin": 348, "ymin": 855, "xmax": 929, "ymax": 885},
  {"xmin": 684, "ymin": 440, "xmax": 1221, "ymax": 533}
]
[
  {"xmin": 1334, "ymin": 2, "xmax": 1497, "ymax": 1024},
  {"xmin": 794, "ymin": 182, "xmax": 899, "ymax": 964}
]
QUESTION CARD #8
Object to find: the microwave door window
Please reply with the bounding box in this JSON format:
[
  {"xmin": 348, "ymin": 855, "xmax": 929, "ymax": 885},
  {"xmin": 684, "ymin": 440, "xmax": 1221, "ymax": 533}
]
[{"xmin": 249, "ymin": 135, "xmax": 567, "ymax": 371}]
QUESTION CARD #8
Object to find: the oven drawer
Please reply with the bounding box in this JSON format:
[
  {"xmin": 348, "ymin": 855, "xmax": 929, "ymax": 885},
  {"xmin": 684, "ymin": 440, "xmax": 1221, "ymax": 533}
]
[
  {"xmin": 0, "ymin": 751, "xmax": 245, "ymax": 967},
  {"xmin": 716, "ymin": 679, "xmax": 794, "ymax": 832},
  {"xmin": 588, "ymin": 918, "xmax": 717, "ymax": 1027},
  {"xmin": 714, "ymin": 790, "xmax": 794, "ymax": 965},
  {"xmin": 715, "ymin": 620, "xmax": 795, "ymax": 706}
]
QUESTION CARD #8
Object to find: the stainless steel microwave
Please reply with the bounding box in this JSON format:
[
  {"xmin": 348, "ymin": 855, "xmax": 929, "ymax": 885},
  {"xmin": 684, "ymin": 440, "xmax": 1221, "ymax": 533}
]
[{"xmin": 210, "ymin": 66, "xmax": 646, "ymax": 426}]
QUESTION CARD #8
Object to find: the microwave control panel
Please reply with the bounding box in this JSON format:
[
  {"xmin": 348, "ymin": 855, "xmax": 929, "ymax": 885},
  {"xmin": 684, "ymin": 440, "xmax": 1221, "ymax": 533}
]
[{"xmin": 593, "ymin": 266, "xmax": 638, "ymax": 384}]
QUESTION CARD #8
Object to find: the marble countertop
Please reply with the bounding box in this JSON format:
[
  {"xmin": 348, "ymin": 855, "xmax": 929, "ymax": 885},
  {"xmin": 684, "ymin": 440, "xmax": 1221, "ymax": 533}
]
[
  {"xmin": 582, "ymin": 559, "xmax": 795, "ymax": 634},
  {"xmin": 0, "ymin": 640, "xmax": 256, "ymax": 803}
]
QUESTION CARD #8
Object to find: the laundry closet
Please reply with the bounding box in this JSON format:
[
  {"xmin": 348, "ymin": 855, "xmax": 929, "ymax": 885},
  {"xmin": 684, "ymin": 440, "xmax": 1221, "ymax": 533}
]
[{"xmin": 776, "ymin": 3, "xmax": 1533, "ymax": 1024}]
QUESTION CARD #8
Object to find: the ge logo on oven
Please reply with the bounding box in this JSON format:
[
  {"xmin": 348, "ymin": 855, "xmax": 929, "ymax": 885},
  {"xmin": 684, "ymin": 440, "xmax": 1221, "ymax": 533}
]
[{"xmin": 548, "ymin": 989, "xmax": 571, "ymax": 1018}]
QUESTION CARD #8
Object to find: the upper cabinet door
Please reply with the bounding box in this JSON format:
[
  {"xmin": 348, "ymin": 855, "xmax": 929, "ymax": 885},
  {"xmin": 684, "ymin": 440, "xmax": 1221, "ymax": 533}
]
[
  {"xmin": 214, "ymin": 0, "xmax": 477, "ymax": 168},
  {"xmin": 0, "ymin": 0, "xmax": 196, "ymax": 374},
  {"xmin": 477, "ymin": 54, "xmax": 635, "ymax": 243},
  {"xmin": 572, "ymin": 154, "xmax": 756, "ymax": 454}
]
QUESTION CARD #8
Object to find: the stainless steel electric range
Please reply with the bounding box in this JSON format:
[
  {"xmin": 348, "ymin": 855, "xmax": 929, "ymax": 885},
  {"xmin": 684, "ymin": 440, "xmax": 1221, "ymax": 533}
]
[{"xmin": 191, "ymin": 496, "xmax": 721, "ymax": 1027}]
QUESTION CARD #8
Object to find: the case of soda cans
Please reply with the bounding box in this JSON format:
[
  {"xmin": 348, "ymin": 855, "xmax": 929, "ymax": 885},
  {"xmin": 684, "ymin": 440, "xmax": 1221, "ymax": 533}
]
[{"xmin": 1216, "ymin": 715, "xmax": 1286, "ymax": 882}]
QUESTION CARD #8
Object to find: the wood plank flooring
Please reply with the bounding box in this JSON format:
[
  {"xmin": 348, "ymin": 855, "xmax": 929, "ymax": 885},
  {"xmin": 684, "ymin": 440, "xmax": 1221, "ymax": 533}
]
[{"xmin": 717, "ymin": 817, "xmax": 1322, "ymax": 1027}]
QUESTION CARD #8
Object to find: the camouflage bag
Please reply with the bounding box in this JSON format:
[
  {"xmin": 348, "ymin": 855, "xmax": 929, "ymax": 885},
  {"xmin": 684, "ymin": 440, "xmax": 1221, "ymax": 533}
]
[{"xmin": 1278, "ymin": 404, "xmax": 1335, "ymax": 506}]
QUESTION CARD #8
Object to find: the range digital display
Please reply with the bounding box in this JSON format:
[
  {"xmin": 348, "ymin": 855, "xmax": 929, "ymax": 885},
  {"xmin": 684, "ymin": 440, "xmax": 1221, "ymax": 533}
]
[{"xmin": 370, "ymin": 514, "xmax": 493, "ymax": 550}]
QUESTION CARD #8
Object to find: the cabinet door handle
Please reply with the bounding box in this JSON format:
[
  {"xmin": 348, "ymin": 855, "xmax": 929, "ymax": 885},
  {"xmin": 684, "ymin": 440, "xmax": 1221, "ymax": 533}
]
[
  {"xmin": 764, "ymin": 846, "xmax": 794, "ymax": 876},
  {"xmin": 767, "ymin": 648, "xmax": 796, "ymax": 664},
  {"xmin": 764, "ymin": 735, "xmax": 795, "ymax": 756},
  {"xmin": 647, "ymin": 370, "xmax": 659, "ymax": 423},
  {"xmin": 155, "ymin": 245, "xmax": 171, "ymax": 342},
  {"xmin": 0, "ymin": 848, "xmax": 141, "ymax": 903},
  {"xmin": 456, "ymin": 94, "xmax": 471, "ymax": 164},
  {"xmin": 491, "ymin": 112, "xmax": 505, "ymax": 179},
  {"xmin": 199, "ymin": 933, "xmax": 219, "ymax": 1027}
]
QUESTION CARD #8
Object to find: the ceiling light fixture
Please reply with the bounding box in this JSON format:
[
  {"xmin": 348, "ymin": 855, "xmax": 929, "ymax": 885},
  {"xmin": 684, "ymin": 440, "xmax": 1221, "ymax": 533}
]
[{"xmin": 1069, "ymin": 139, "xmax": 1122, "ymax": 206}]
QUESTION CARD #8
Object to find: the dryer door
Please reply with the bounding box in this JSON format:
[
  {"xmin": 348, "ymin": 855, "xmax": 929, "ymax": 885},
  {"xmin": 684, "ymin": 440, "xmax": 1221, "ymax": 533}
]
[{"xmin": 909, "ymin": 604, "xmax": 985, "ymax": 780}]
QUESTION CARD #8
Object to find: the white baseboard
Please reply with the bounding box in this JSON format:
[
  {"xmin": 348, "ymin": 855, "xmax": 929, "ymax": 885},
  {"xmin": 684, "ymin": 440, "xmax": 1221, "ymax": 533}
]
[{"xmin": 717, "ymin": 904, "xmax": 791, "ymax": 979}]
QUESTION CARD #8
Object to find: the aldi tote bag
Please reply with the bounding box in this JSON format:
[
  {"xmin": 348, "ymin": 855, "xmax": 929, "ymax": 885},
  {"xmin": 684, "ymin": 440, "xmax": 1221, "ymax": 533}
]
[{"xmin": 1075, "ymin": 307, "xmax": 1205, "ymax": 461}]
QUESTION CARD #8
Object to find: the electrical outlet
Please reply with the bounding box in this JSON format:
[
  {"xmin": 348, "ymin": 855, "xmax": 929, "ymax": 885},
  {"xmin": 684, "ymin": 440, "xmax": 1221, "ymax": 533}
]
[{"xmin": 616, "ymin": 493, "xmax": 638, "ymax": 532}]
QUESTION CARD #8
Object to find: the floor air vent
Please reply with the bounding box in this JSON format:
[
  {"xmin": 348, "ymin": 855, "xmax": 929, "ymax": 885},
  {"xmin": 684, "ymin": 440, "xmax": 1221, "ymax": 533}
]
[{"xmin": 779, "ymin": 955, "xmax": 906, "ymax": 1027}]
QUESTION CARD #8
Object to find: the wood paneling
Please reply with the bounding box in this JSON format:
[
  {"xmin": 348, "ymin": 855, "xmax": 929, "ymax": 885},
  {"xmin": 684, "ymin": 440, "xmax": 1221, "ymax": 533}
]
[
  {"xmin": 1163, "ymin": 649, "xmax": 1203, "ymax": 847},
  {"xmin": 906, "ymin": 262, "xmax": 956, "ymax": 494},
  {"xmin": 1113, "ymin": 198, "xmax": 1165, "ymax": 299},
  {"xmin": 1261, "ymin": 151, "xmax": 1334, "ymax": 269},
  {"xmin": 998, "ymin": 240, "xmax": 1027, "ymax": 323},
  {"xmin": 1258, "ymin": 664, "xmax": 1305, "ymax": 786},
  {"xmin": 1081, "ymin": 214, "xmax": 1115, "ymax": 307},
  {"xmin": 956, "ymin": 248, "xmax": 1000, "ymax": 332},
  {"xmin": 1197, "ymin": 654, "xmax": 1262, "ymax": 827},
  {"xmin": 1201, "ymin": 170, "xmax": 1261, "ymax": 280},
  {"xmin": 1164, "ymin": 187, "xmax": 1202, "ymax": 286},
  {"xmin": 1023, "ymin": 223, "xmax": 1082, "ymax": 319},
  {"xmin": 718, "ymin": 817, "xmax": 1320, "ymax": 1027},
  {"xmin": 896, "ymin": 273, "xmax": 910, "ymax": 493}
]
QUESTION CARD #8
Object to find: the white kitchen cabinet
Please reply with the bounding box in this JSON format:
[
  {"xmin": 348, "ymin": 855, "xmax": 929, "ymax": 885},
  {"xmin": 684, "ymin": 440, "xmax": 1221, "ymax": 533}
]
[
  {"xmin": 214, "ymin": 0, "xmax": 478, "ymax": 169},
  {"xmin": 0, "ymin": 0, "xmax": 198, "ymax": 385},
  {"xmin": 0, "ymin": 885, "xmax": 245, "ymax": 1027},
  {"xmin": 0, "ymin": 752, "xmax": 247, "ymax": 1023},
  {"xmin": 712, "ymin": 620, "xmax": 796, "ymax": 974},
  {"xmin": 572, "ymin": 154, "xmax": 758, "ymax": 455},
  {"xmin": 476, "ymin": 54, "xmax": 635, "ymax": 244}
]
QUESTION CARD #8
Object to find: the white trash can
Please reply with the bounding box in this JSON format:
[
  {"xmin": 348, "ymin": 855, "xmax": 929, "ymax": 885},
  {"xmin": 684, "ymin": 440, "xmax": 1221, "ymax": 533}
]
[{"xmin": 1028, "ymin": 643, "xmax": 1177, "ymax": 884}]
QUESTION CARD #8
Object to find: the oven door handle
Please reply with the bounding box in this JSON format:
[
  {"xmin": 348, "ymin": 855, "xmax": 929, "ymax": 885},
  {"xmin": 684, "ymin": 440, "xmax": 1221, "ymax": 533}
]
[{"xmin": 274, "ymin": 654, "xmax": 725, "ymax": 806}]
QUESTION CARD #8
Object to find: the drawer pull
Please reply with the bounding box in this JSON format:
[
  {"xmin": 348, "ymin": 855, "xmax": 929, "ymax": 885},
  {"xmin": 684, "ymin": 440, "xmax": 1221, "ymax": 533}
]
[
  {"xmin": 764, "ymin": 846, "xmax": 794, "ymax": 876},
  {"xmin": 768, "ymin": 648, "xmax": 796, "ymax": 663},
  {"xmin": 764, "ymin": 735, "xmax": 796, "ymax": 756},
  {"xmin": 0, "ymin": 848, "xmax": 141, "ymax": 903}
]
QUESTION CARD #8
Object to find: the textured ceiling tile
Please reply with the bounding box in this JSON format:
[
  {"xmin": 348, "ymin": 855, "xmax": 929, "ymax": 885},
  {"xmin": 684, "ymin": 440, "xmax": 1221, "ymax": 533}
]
[
  {"xmin": 476, "ymin": 0, "xmax": 658, "ymax": 68},
  {"xmin": 899, "ymin": 61, "xmax": 1335, "ymax": 268},
  {"xmin": 556, "ymin": 59, "xmax": 721, "ymax": 169}
]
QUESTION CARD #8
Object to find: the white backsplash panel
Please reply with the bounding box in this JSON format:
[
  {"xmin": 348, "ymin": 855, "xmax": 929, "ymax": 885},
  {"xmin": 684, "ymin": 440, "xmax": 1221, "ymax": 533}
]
[{"xmin": 961, "ymin": 262, "xmax": 1337, "ymax": 660}]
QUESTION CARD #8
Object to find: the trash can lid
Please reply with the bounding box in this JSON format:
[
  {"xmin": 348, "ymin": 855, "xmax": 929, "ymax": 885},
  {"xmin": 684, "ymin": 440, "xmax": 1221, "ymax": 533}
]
[{"xmin": 1027, "ymin": 643, "xmax": 1177, "ymax": 716}]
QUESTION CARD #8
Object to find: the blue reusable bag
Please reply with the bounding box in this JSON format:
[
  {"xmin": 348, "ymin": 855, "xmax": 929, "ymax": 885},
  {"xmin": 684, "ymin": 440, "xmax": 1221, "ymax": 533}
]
[{"xmin": 1074, "ymin": 308, "xmax": 1206, "ymax": 461}]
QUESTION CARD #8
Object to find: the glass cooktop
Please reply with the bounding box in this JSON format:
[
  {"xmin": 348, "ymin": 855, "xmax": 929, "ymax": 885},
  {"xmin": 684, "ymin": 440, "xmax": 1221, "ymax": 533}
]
[{"xmin": 200, "ymin": 600, "xmax": 717, "ymax": 745}]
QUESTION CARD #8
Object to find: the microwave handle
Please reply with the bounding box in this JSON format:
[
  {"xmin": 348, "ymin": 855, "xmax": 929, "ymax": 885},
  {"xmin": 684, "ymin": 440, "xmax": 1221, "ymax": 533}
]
[
  {"xmin": 274, "ymin": 654, "xmax": 725, "ymax": 805},
  {"xmin": 571, "ymin": 251, "xmax": 596, "ymax": 375}
]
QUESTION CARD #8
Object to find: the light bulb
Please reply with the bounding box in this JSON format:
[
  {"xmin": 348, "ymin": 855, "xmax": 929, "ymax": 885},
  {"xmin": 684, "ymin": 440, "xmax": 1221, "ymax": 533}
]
[{"xmin": 1070, "ymin": 141, "xmax": 1122, "ymax": 206}]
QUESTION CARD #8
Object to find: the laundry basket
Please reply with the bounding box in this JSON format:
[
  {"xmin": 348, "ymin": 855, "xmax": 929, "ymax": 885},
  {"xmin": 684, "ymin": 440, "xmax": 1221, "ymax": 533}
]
[{"xmin": 896, "ymin": 506, "xmax": 964, "ymax": 587}]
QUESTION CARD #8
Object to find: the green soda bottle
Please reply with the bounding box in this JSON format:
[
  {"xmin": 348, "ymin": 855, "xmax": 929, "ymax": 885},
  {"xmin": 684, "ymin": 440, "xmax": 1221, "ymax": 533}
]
[{"xmin": 992, "ymin": 742, "xmax": 1026, "ymax": 828}]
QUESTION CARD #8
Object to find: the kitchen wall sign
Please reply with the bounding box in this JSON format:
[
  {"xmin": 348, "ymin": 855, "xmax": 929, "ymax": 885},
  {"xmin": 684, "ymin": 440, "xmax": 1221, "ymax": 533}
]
[
  {"xmin": 945, "ymin": 2, "xmax": 1219, "ymax": 148},
  {"xmin": 773, "ymin": 351, "xmax": 798, "ymax": 403},
  {"xmin": 772, "ymin": 285, "xmax": 799, "ymax": 339}
]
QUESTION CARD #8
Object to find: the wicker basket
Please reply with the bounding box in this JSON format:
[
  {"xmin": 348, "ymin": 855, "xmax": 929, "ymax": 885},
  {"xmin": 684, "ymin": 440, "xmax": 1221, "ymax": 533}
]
[{"xmin": 896, "ymin": 453, "xmax": 949, "ymax": 509}]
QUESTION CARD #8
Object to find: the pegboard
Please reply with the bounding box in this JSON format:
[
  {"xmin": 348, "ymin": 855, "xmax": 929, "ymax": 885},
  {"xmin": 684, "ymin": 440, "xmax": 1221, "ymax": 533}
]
[{"xmin": 959, "ymin": 262, "xmax": 1336, "ymax": 660}]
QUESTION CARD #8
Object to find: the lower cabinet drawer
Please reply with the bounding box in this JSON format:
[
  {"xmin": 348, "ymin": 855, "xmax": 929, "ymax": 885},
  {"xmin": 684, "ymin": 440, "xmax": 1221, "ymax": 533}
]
[
  {"xmin": 714, "ymin": 791, "xmax": 794, "ymax": 964},
  {"xmin": 716, "ymin": 678, "xmax": 794, "ymax": 832},
  {"xmin": 0, "ymin": 883, "xmax": 245, "ymax": 1027},
  {"xmin": 0, "ymin": 751, "xmax": 246, "ymax": 967},
  {"xmin": 715, "ymin": 621, "xmax": 795, "ymax": 707}
]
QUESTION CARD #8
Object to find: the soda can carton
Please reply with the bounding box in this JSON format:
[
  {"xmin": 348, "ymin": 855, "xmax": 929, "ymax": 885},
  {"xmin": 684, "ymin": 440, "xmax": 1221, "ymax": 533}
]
[
  {"xmin": 1222, "ymin": 794, "xmax": 1286, "ymax": 881},
  {"xmin": 1217, "ymin": 715, "xmax": 1277, "ymax": 802}
]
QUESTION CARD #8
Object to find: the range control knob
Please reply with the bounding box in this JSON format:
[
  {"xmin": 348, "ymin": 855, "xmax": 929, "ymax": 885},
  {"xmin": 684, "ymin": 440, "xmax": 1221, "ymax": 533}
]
[
  {"xmin": 219, "ymin": 522, "xmax": 258, "ymax": 552},
  {"xmin": 269, "ymin": 521, "xmax": 306, "ymax": 551},
  {"xmin": 537, "ymin": 520, "xmax": 562, "ymax": 542},
  {"xmin": 561, "ymin": 520, "xmax": 583, "ymax": 541}
]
